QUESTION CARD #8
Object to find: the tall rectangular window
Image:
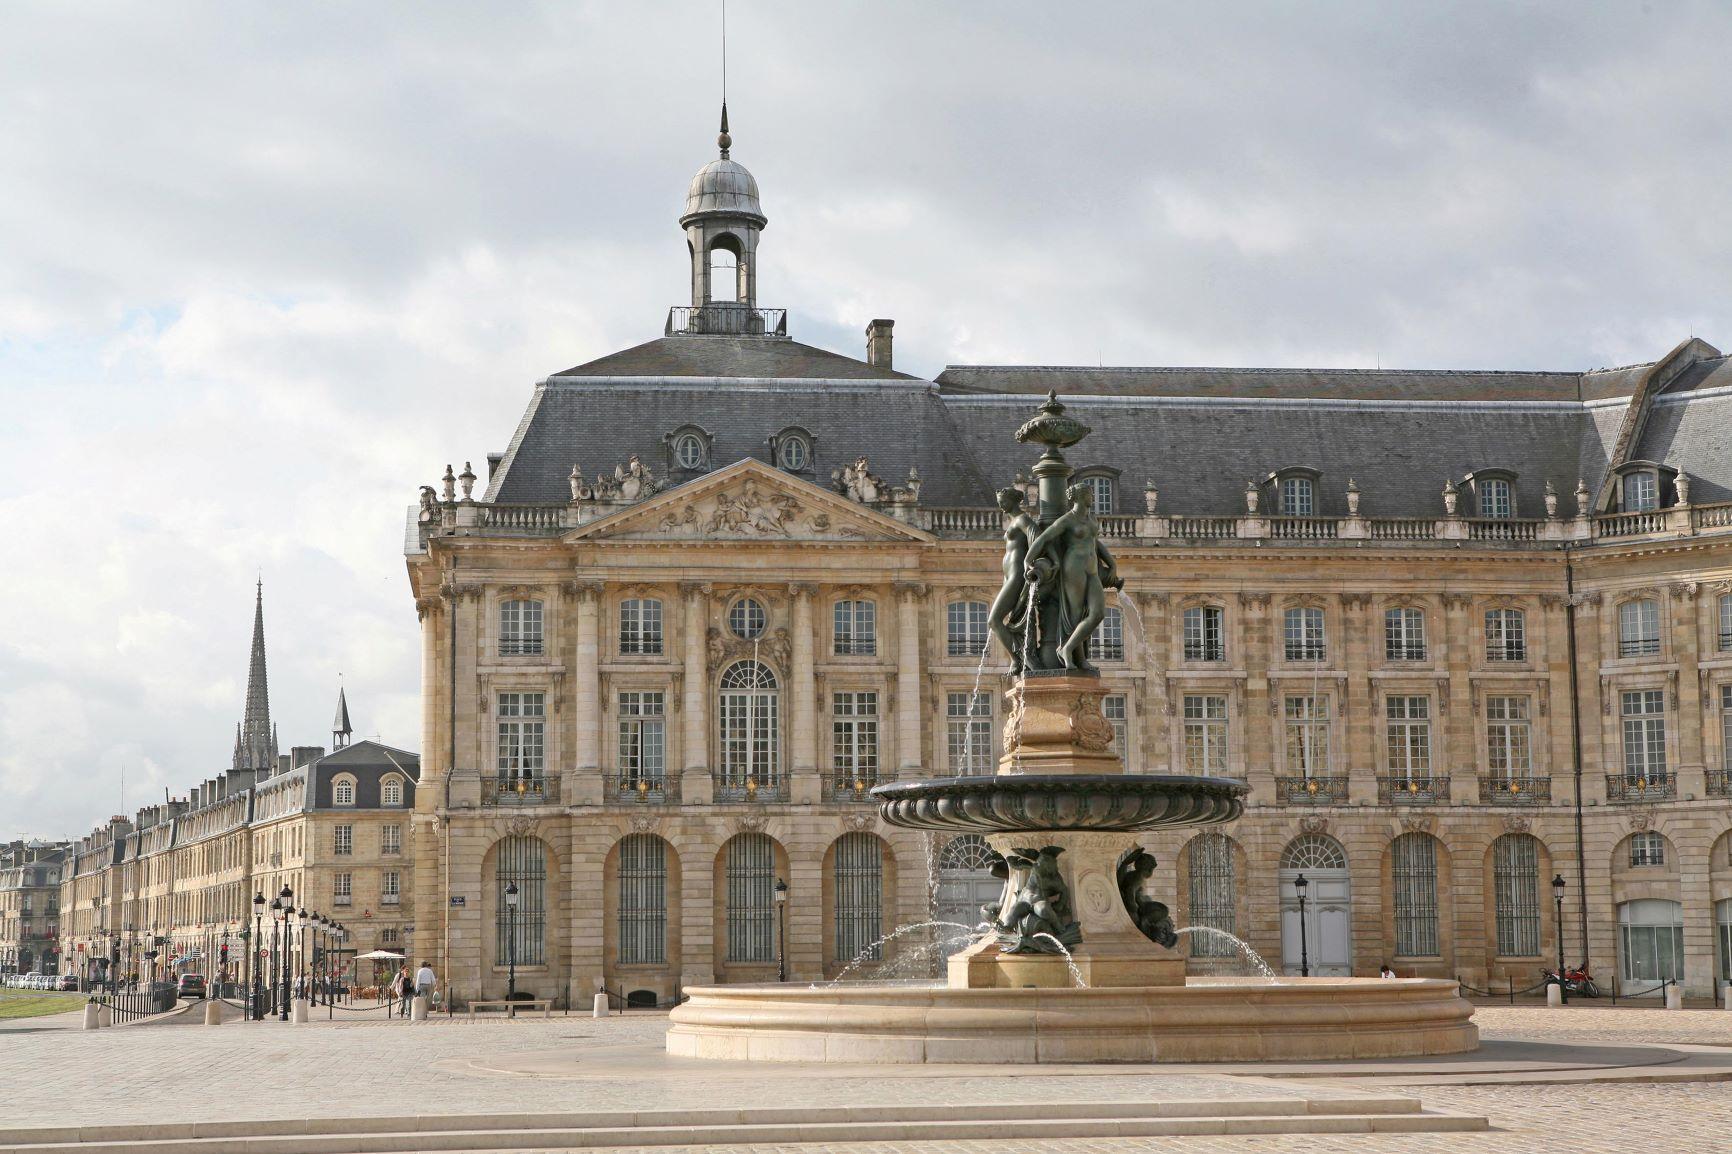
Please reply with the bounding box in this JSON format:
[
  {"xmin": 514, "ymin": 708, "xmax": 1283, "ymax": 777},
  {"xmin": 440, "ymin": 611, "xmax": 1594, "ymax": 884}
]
[
  {"xmin": 1103, "ymin": 694, "xmax": 1128, "ymax": 753},
  {"xmin": 833, "ymin": 833, "xmax": 884, "ymax": 963},
  {"xmin": 496, "ymin": 835, "xmax": 546, "ymax": 966},
  {"xmin": 1284, "ymin": 696, "xmax": 1329, "ymax": 776},
  {"xmin": 1720, "ymin": 595, "xmax": 1732, "ymax": 652},
  {"xmin": 725, "ymin": 834, "xmax": 775, "ymax": 962},
  {"xmin": 1623, "ymin": 471, "xmax": 1658, "ymax": 512},
  {"xmin": 1183, "ymin": 606, "xmax": 1225, "ymax": 662},
  {"xmin": 1485, "ymin": 609, "xmax": 1526, "ymax": 662},
  {"xmin": 1630, "ymin": 830, "xmax": 1666, "ymax": 867},
  {"xmin": 1492, "ymin": 834, "xmax": 1541, "ymax": 957},
  {"xmin": 617, "ymin": 691, "xmax": 666, "ymax": 783},
  {"xmin": 947, "ymin": 601, "xmax": 988, "ymax": 658},
  {"xmin": 496, "ymin": 692, "xmax": 546, "ymax": 781},
  {"xmin": 1618, "ymin": 599, "xmax": 1661, "ymax": 658},
  {"xmin": 1722, "ymin": 685, "xmax": 1732, "ymax": 772},
  {"xmin": 618, "ymin": 598, "xmax": 663, "ymax": 655},
  {"xmin": 619, "ymin": 834, "xmax": 667, "ymax": 965},
  {"xmin": 334, "ymin": 872, "xmax": 352, "ymax": 905},
  {"xmin": 1086, "ymin": 606, "xmax": 1124, "ymax": 662},
  {"xmin": 1080, "ymin": 474, "xmax": 1116, "ymax": 514},
  {"xmin": 381, "ymin": 825, "xmax": 401, "ymax": 855},
  {"xmin": 832, "ymin": 692, "xmax": 880, "ymax": 782},
  {"xmin": 1183, "ymin": 695, "xmax": 1228, "ymax": 775},
  {"xmin": 947, "ymin": 691, "xmax": 992, "ymax": 775},
  {"xmin": 1284, "ymin": 607, "xmax": 1326, "ymax": 662},
  {"xmin": 1479, "ymin": 478, "xmax": 1512, "ymax": 518},
  {"xmin": 333, "ymin": 825, "xmax": 353, "ymax": 856},
  {"xmin": 1384, "ymin": 608, "xmax": 1426, "ymax": 661},
  {"xmin": 833, "ymin": 600, "xmax": 877, "ymax": 656},
  {"xmin": 499, "ymin": 599, "xmax": 544, "ymax": 656},
  {"xmin": 382, "ymin": 871, "xmax": 401, "ymax": 903},
  {"xmin": 1485, "ymin": 696, "xmax": 1532, "ymax": 778},
  {"xmin": 1280, "ymin": 476, "xmax": 1313, "ymax": 516},
  {"xmin": 1392, "ymin": 834, "xmax": 1440, "ymax": 958},
  {"xmin": 1385, "ymin": 696, "xmax": 1431, "ymax": 778},
  {"xmin": 1621, "ymin": 690, "xmax": 1668, "ymax": 779}
]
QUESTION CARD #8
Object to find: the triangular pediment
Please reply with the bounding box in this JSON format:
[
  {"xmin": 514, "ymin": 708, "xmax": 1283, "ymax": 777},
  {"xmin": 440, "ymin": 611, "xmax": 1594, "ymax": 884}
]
[{"xmin": 566, "ymin": 459, "xmax": 934, "ymax": 544}]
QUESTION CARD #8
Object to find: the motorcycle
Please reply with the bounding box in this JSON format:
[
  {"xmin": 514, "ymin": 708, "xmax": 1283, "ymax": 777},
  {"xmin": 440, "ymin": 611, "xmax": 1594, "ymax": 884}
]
[{"xmin": 1543, "ymin": 963, "xmax": 1600, "ymax": 998}]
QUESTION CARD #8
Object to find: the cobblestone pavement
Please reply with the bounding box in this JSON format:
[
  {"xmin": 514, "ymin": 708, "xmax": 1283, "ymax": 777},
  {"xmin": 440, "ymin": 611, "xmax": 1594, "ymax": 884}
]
[{"xmin": 2, "ymin": 1002, "xmax": 1730, "ymax": 1151}]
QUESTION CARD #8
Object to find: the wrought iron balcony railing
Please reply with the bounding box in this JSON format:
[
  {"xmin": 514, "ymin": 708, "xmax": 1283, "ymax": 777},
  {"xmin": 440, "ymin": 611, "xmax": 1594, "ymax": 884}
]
[
  {"xmin": 665, "ymin": 304, "xmax": 787, "ymax": 337},
  {"xmin": 1604, "ymin": 773, "xmax": 1675, "ymax": 802},
  {"xmin": 1705, "ymin": 770, "xmax": 1732, "ymax": 798},
  {"xmin": 602, "ymin": 774, "xmax": 681, "ymax": 804},
  {"xmin": 1478, "ymin": 775, "xmax": 1551, "ymax": 804},
  {"xmin": 481, "ymin": 776, "xmax": 561, "ymax": 806},
  {"xmin": 713, "ymin": 777, "xmax": 790, "ymax": 803},
  {"xmin": 1274, "ymin": 775, "xmax": 1349, "ymax": 804},
  {"xmin": 820, "ymin": 773, "xmax": 888, "ymax": 803},
  {"xmin": 1377, "ymin": 775, "xmax": 1450, "ymax": 805}
]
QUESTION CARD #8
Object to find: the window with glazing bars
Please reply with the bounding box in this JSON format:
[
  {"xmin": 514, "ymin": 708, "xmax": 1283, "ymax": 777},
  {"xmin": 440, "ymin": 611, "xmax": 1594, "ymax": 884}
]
[
  {"xmin": 1392, "ymin": 833, "xmax": 1440, "ymax": 957},
  {"xmin": 1479, "ymin": 478, "xmax": 1512, "ymax": 518},
  {"xmin": 834, "ymin": 833, "xmax": 883, "ymax": 963},
  {"xmin": 725, "ymin": 833, "xmax": 775, "ymax": 962},
  {"xmin": 1280, "ymin": 477, "xmax": 1313, "ymax": 516},
  {"xmin": 1080, "ymin": 474, "xmax": 1116, "ymax": 514},
  {"xmin": 1385, "ymin": 696, "xmax": 1431, "ymax": 778},
  {"xmin": 1186, "ymin": 832, "xmax": 1236, "ymax": 956},
  {"xmin": 619, "ymin": 599, "xmax": 663, "ymax": 655},
  {"xmin": 1722, "ymin": 684, "xmax": 1732, "ymax": 771},
  {"xmin": 1103, "ymin": 695, "xmax": 1127, "ymax": 753},
  {"xmin": 1629, "ymin": 830, "xmax": 1666, "ymax": 867},
  {"xmin": 1621, "ymin": 690, "xmax": 1667, "ymax": 779},
  {"xmin": 1485, "ymin": 696, "xmax": 1531, "ymax": 777},
  {"xmin": 382, "ymin": 777, "xmax": 403, "ymax": 806},
  {"xmin": 1086, "ymin": 606, "xmax": 1124, "ymax": 662},
  {"xmin": 1384, "ymin": 608, "xmax": 1426, "ymax": 661},
  {"xmin": 1283, "ymin": 607, "xmax": 1325, "ymax": 661},
  {"xmin": 1623, "ymin": 471, "xmax": 1658, "ymax": 512},
  {"xmin": 383, "ymin": 871, "xmax": 400, "ymax": 899},
  {"xmin": 618, "ymin": 692, "xmax": 665, "ymax": 783},
  {"xmin": 496, "ymin": 835, "xmax": 546, "ymax": 965},
  {"xmin": 947, "ymin": 601, "xmax": 989, "ymax": 658},
  {"xmin": 833, "ymin": 600, "xmax": 876, "ymax": 656},
  {"xmin": 946, "ymin": 692, "xmax": 992, "ymax": 775},
  {"xmin": 333, "ymin": 825, "xmax": 352, "ymax": 856},
  {"xmin": 718, "ymin": 662, "xmax": 778, "ymax": 790},
  {"xmin": 1183, "ymin": 606, "xmax": 1225, "ymax": 661},
  {"xmin": 381, "ymin": 824, "xmax": 401, "ymax": 855},
  {"xmin": 1619, "ymin": 599, "xmax": 1661, "ymax": 657},
  {"xmin": 496, "ymin": 692, "xmax": 546, "ymax": 782},
  {"xmin": 1485, "ymin": 609, "xmax": 1526, "ymax": 662},
  {"xmin": 499, "ymin": 599, "xmax": 544, "ymax": 656},
  {"xmin": 1183, "ymin": 695, "xmax": 1228, "ymax": 775},
  {"xmin": 832, "ymin": 692, "xmax": 879, "ymax": 782},
  {"xmin": 1284, "ymin": 696, "xmax": 1329, "ymax": 775},
  {"xmin": 1492, "ymin": 834, "xmax": 1540, "ymax": 956},
  {"xmin": 618, "ymin": 834, "xmax": 666, "ymax": 964},
  {"xmin": 334, "ymin": 872, "xmax": 352, "ymax": 900}
]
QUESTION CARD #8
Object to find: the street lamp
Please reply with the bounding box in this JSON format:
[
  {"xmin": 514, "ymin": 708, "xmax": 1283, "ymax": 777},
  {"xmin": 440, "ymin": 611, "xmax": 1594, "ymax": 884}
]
[
  {"xmin": 504, "ymin": 882, "xmax": 519, "ymax": 1001},
  {"xmin": 1552, "ymin": 873, "xmax": 1568, "ymax": 1004},
  {"xmin": 251, "ymin": 892, "xmax": 265, "ymax": 1020},
  {"xmin": 1294, "ymin": 873, "xmax": 1311, "ymax": 979},
  {"xmin": 774, "ymin": 878, "xmax": 789, "ymax": 982}
]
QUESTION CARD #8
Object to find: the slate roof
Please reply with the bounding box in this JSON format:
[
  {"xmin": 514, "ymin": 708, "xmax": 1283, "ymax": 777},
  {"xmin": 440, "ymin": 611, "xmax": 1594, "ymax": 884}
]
[{"xmin": 476, "ymin": 331, "xmax": 1732, "ymax": 520}]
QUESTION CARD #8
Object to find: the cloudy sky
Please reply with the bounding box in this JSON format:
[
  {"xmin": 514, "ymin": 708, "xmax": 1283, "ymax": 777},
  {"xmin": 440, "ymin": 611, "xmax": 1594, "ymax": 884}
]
[{"xmin": 4, "ymin": 2, "xmax": 1730, "ymax": 840}]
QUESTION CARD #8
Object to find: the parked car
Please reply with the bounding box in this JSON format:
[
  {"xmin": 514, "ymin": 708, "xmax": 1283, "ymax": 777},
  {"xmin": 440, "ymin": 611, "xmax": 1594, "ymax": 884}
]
[
  {"xmin": 57, "ymin": 974, "xmax": 79, "ymax": 991},
  {"xmin": 176, "ymin": 973, "xmax": 206, "ymax": 999}
]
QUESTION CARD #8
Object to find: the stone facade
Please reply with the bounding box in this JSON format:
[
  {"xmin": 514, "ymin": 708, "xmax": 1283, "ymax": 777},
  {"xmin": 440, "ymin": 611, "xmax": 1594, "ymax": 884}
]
[{"xmin": 0, "ymin": 840, "xmax": 68, "ymax": 975}]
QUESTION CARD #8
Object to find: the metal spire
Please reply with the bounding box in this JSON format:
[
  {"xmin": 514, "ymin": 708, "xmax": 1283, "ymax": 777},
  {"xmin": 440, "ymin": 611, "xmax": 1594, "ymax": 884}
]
[
  {"xmin": 332, "ymin": 683, "xmax": 352, "ymax": 750},
  {"xmin": 233, "ymin": 580, "xmax": 275, "ymax": 772}
]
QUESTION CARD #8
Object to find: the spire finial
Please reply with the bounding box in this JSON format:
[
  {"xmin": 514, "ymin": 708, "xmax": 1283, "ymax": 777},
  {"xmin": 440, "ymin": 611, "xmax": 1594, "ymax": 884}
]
[
  {"xmin": 718, "ymin": 102, "xmax": 731, "ymax": 157},
  {"xmin": 717, "ymin": 0, "xmax": 731, "ymax": 157}
]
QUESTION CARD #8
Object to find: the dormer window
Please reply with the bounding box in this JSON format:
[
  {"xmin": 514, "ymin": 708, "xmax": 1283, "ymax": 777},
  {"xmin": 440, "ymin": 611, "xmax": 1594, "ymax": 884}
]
[
  {"xmin": 332, "ymin": 776, "xmax": 356, "ymax": 807},
  {"xmin": 1281, "ymin": 477, "xmax": 1313, "ymax": 516},
  {"xmin": 1624, "ymin": 471, "xmax": 1658, "ymax": 512},
  {"xmin": 1463, "ymin": 469, "xmax": 1518, "ymax": 519},
  {"xmin": 769, "ymin": 426, "xmax": 815, "ymax": 474},
  {"xmin": 1605, "ymin": 461, "xmax": 1676, "ymax": 513},
  {"xmin": 664, "ymin": 425, "xmax": 713, "ymax": 472},
  {"xmin": 1074, "ymin": 469, "xmax": 1119, "ymax": 514}
]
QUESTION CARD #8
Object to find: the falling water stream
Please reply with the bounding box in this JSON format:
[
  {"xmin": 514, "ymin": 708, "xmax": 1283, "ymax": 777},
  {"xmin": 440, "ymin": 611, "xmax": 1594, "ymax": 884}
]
[
  {"xmin": 1172, "ymin": 926, "xmax": 1278, "ymax": 979},
  {"xmin": 1031, "ymin": 934, "xmax": 1088, "ymax": 987},
  {"xmin": 819, "ymin": 921, "xmax": 984, "ymax": 987}
]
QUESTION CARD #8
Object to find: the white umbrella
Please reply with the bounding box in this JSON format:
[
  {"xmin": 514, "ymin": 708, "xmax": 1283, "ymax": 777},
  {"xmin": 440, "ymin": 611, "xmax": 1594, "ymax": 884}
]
[{"xmin": 355, "ymin": 950, "xmax": 406, "ymax": 960}]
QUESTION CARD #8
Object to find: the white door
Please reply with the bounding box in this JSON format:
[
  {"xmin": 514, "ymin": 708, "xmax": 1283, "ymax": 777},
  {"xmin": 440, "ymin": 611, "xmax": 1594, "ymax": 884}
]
[
  {"xmin": 1279, "ymin": 868, "xmax": 1351, "ymax": 976},
  {"xmin": 934, "ymin": 836, "xmax": 1000, "ymax": 959}
]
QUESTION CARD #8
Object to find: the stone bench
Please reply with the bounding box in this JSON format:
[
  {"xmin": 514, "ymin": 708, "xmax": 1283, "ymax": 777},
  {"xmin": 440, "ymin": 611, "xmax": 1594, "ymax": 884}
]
[{"xmin": 467, "ymin": 998, "xmax": 552, "ymax": 1020}]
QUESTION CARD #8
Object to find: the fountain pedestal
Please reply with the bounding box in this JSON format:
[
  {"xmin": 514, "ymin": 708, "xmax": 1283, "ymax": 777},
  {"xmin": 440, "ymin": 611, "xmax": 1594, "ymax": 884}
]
[{"xmin": 998, "ymin": 673, "xmax": 1122, "ymax": 777}]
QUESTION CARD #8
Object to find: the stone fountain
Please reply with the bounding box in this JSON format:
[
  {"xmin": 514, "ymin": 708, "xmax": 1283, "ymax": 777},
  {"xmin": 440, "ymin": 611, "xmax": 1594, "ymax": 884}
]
[{"xmin": 667, "ymin": 393, "xmax": 1478, "ymax": 1063}]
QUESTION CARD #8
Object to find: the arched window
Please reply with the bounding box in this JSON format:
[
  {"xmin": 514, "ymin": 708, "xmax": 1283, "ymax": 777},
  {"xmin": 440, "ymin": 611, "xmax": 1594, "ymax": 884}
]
[
  {"xmin": 939, "ymin": 834, "xmax": 994, "ymax": 871},
  {"xmin": 708, "ymin": 241, "xmax": 740, "ymax": 304},
  {"xmin": 1492, "ymin": 834, "xmax": 1540, "ymax": 957},
  {"xmin": 1618, "ymin": 899, "xmax": 1683, "ymax": 987},
  {"xmin": 499, "ymin": 599, "xmax": 544, "ymax": 656},
  {"xmin": 1391, "ymin": 833, "xmax": 1439, "ymax": 958},
  {"xmin": 1186, "ymin": 832, "xmax": 1236, "ymax": 957},
  {"xmin": 1629, "ymin": 830, "xmax": 1667, "ymax": 867},
  {"xmin": 833, "ymin": 599, "xmax": 876, "ymax": 656},
  {"xmin": 619, "ymin": 598, "xmax": 663, "ymax": 655},
  {"xmin": 1281, "ymin": 833, "xmax": 1347, "ymax": 871},
  {"xmin": 496, "ymin": 835, "xmax": 546, "ymax": 966},
  {"xmin": 1283, "ymin": 606, "xmax": 1326, "ymax": 661},
  {"xmin": 1479, "ymin": 478, "xmax": 1513, "ymax": 519},
  {"xmin": 332, "ymin": 776, "xmax": 356, "ymax": 807},
  {"xmin": 728, "ymin": 598, "xmax": 767, "ymax": 640},
  {"xmin": 725, "ymin": 833, "xmax": 776, "ymax": 962},
  {"xmin": 1618, "ymin": 598, "xmax": 1661, "ymax": 657},
  {"xmin": 618, "ymin": 834, "xmax": 667, "ymax": 965},
  {"xmin": 380, "ymin": 776, "xmax": 403, "ymax": 807},
  {"xmin": 1086, "ymin": 606, "xmax": 1124, "ymax": 662},
  {"xmin": 1281, "ymin": 476, "xmax": 1314, "ymax": 516},
  {"xmin": 946, "ymin": 601, "xmax": 989, "ymax": 658},
  {"xmin": 718, "ymin": 661, "xmax": 779, "ymax": 798},
  {"xmin": 834, "ymin": 833, "xmax": 883, "ymax": 963}
]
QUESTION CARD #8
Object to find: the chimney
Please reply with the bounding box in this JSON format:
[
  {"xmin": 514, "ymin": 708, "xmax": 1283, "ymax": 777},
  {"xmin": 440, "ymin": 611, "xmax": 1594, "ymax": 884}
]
[
  {"xmin": 486, "ymin": 452, "xmax": 503, "ymax": 481},
  {"xmin": 866, "ymin": 319, "xmax": 894, "ymax": 370},
  {"xmin": 276, "ymin": 753, "xmax": 292, "ymax": 776},
  {"xmin": 291, "ymin": 745, "xmax": 326, "ymax": 771}
]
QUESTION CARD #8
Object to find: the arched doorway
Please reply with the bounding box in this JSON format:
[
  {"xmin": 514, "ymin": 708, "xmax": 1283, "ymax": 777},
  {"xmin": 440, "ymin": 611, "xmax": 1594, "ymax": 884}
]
[
  {"xmin": 1279, "ymin": 833, "xmax": 1351, "ymax": 976},
  {"xmin": 934, "ymin": 835, "xmax": 999, "ymax": 957}
]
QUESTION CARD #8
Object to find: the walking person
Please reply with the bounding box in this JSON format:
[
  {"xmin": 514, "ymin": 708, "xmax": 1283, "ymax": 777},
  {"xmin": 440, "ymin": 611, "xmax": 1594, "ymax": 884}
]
[
  {"xmin": 393, "ymin": 965, "xmax": 412, "ymax": 1017},
  {"xmin": 414, "ymin": 960, "xmax": 437, "ymax": 1011}
]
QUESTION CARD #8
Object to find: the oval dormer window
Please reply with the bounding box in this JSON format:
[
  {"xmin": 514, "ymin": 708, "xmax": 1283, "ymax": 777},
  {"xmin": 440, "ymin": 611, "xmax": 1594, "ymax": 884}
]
[
  {"xmin": 674, "ymin": 433, "xmax": 705, "ymax": 470},
  {"xmin": 778, "ymin": 435, "xmax": 809, "ymax": 472}
]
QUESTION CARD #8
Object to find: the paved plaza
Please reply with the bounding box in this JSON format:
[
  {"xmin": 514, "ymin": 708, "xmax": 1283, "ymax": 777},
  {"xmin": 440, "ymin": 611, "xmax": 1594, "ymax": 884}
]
[{"xmin": 0, "ymin": 1001, "xmax": 1729, "ymax": 1151}]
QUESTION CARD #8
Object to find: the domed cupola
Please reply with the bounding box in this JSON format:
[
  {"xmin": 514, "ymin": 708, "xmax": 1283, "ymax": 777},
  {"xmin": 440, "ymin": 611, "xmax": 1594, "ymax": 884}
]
[{"xmin": 679, "ymin": 104, "xmax": 771, "ymax": 332}]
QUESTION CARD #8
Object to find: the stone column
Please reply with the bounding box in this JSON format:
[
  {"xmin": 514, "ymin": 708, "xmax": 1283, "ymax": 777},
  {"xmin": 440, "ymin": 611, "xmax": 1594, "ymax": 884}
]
[
  {"xmin": 1238, "ymin": 594, "xmax": 1274, "ymax": 795},
  {"xmin": 790, "ymin": 584, "xmax": 820, "ymax": 803},
  {"xmin": 680, "ymin": 583, "xmax": 713, "ymax": 803},
  {"xmin": 895, "ymin": 583, "xmax": 926, "ymax": 776},
  {"xmin": 1671, "ymin": 583, "xmax": 1704, "ymax": 795},
  {"xmin": 1339, "ymin": 593, "xmax": 1374, "ymax": 803},
  {"xmin": 1138, "ymin": 593, "xmax": 1169, "ymax": 766},
  {"xmin": 572, "ymin": 580, "xmax": 603, "ymax": 805}
]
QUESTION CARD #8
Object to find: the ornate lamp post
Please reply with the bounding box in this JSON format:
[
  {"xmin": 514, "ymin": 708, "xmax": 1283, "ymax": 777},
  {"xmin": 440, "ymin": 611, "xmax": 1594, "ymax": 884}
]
[
  {"xmin": 276, "ymin": 884, "xmax": 294, "ymax": 1021},
  {"xmin": 294, "ymin": 906, "xmax": 309, "ymax": 1003},
  {"xmin": 504, "ymin": 882, "xmax": 519, "ymax": 1001},
  {"xmin": 251, "ymin": 892, "xmax": 266, "ymax": 1019},
  {"xmin": 1552, "ymin": 873, "xmax": 1568, "ymax": 1004},
  {"xmin": 774, "ymin": 878, "xmax": 789, "ymax": 982},
  {"xmin": 1294, "ymin": 873, "xmax": 1311, "ymax": 979}
]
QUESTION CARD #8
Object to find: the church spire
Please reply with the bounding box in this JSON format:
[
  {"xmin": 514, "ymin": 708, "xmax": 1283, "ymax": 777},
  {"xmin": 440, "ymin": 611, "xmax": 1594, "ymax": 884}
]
[
  {"xmin": 233, "ymin": 580, "xmax": 276, "ymax": 772},
  {"xmin": 332, "ymin": 683, "xmax": 352, "ymax": 750}
]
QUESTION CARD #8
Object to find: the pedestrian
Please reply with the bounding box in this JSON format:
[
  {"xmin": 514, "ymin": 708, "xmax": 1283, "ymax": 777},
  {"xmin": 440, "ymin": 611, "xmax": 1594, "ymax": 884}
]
[
  {"xmin": 393, "ymin": 965, "xmax": 412, "ymax": 1017},
  {"xmin": 414, "ymin": 959, "xmax": 437, "ymax": 1008},
  {"xmin": 1379, "ymin": 962, "xmax": 1397, "ymax": 979}
]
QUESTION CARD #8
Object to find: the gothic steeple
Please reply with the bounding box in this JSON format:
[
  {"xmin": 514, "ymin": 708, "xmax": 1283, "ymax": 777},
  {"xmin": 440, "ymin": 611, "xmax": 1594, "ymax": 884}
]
[
  {"xmin": 233, "ymin": 580, "xmax": 278, "ymax": 773},
  {"xmin": 332, "ymin": 684, "xmax": 352, "ymax": 750}
]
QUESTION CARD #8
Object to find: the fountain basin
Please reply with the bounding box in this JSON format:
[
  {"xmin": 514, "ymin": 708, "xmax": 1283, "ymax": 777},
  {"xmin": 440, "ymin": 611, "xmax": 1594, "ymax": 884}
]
[
  {"xmin": 666, "ymin": 977, "xmax": 1478, "ymax": 1064},
  {"xmin": 873, "ymin": 774, "xmax": 1246, "ymax": 833}
]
